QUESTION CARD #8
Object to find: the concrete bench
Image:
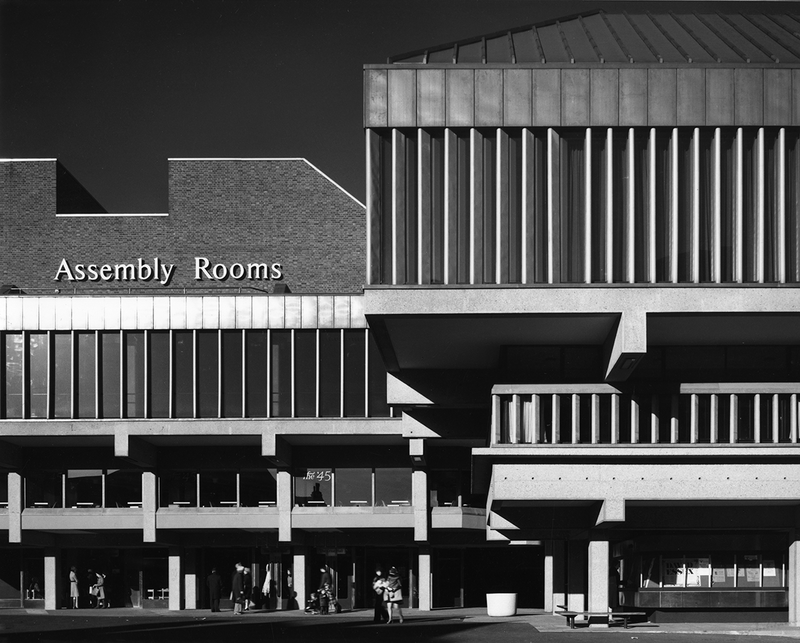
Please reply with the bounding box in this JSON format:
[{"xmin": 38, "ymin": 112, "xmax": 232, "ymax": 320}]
[{"xmin": 555, "ymin": 606, "xmax": 647, "ymax": 629}]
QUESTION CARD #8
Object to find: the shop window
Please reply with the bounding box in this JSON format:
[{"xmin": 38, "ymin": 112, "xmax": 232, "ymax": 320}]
[
  {"xmin": 319, "ymin": 331, "xmax": 341, "ymax": 417},
  {"xmin": 270, "ymin": 331, "xmax": 291, "ymax": 417},
  {"xmin": 26, "ymin": 471, "xmax": 62, "ymax": 508},
  {"xmin": 173, "ymin": 331, "xmax": 193, "ymax": 418},
  {"xmin": 711, "ymin": 554, "xmax": 735, "ymax": 588},
  {"xmin": 738, "ymin": 554, "xmax": 761, "ymax": 588},
  {"xmin": 221, "ymin": 331, "xmax": 243, "ymax": 418},
  {"xmin": 125, "ymin": 332, "xmax": 145, "ymax": 418},
  {"xmin": 245, "ymin": 331, "xmax": 268, "ymax": 417},
  {"xmin": 294, "ymin": 331, "xmax": 316, "ymax": 418},
  {"xmin": 65, "ymin": 470, "xmax": 103, "ymax": 508},
  {"xmin": 105, "ymin": 469, "xmax": 142, "ymax": 508},
  {"xmin": 53, "ymin": 332, "xmax": 71, "ymax": 418},
  {"xmin": 643, "ymin": 554, "xmax": 785, "ymax": 589},
  {"xmin": 294, "ymin": 469, "xmax": 331, "ymax": 506},
  {"xmin": 28, "ymin": 333, "xmax": 48, "ymax": 418},
  {"xmin": 239, "ymin": 469, "xmax": 277, "ymax": 507},
  {"xmin": 343, "ymin": 330, "xmax": 365, "ymax": 417},
  {"xmin": 148, "ymin": 331, "xmax": 170, "ymax": 418},
  {"xmin": 334, "ymin": 468, "xmax": 372, "ymax": 506},
  {"xmin": 199, "ymin": 471, "xmax": 237, "ymax": 507},
  {"xmin": 74, "ymin": 332, "xmax": 95, "ymax": 418},
  {"xmin": 3, "ymin": 333, "xmax": 23, "ymax": 418},
  {"xmin": 100, "ymin": 332, "xmax": 121, "ymax": 419},
  {"xmin": 375, "ymin": 468, "xmax": 411, "ymax": 507},
  {"xmin": 197, "ymin": 331, "xmax": 218, "ymax": 418},
  {"xmin": 160, "ymin": 471, "xmax": 197, "ymax": 507}
]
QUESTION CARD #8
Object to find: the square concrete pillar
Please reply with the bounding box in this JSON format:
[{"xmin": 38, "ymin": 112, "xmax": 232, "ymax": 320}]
[
  {"xmin": 8, "ymin": 472, "xmax": 22, "ymax": 543},
  {"xmin": 418, "ymin": 550, "xmax": 431, "ymax": 611},
  {"xmin": 183, "ymin": 550, "xmax": 197, "ymax": 610},
  {"xmin": 790, "ymin": 540, "xmax": 800, "ymax": 625},
  {"xmin": 292, "ymin": 551, "xmax": 306, "ymax": 611},
  {"xmin": 567, "ymin": 540, "xmax": 586, "ymax": 614},
  {"xmin": 142, "ymin": 471, "xmax": 157, "ymax": 542},
  {"xmin": 168, "ymin": 548, "xmax": 182, "ymax": 611},
  {"xmin": 412, "ymin": 469, "xmax": 428, "ymax": 541},
  {"xmin": 587, "ymin": 540, "xmax": 610, "ymax": 628},
  {"xmin": 277, "ymin": 470, "xmax": 292, "ymax": 542},
  {"xmin": 44, "ymin": 548, "xmax": 61, "ymax": 610},
  {"xmin": 544, "ymin": 540, "xmax": 566, "ymax": 612}
]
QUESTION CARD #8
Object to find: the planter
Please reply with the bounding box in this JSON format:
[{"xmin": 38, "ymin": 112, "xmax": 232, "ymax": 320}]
[{"xmin": 486, "ymin": 592, "xmax": 517, "ymax": 617}]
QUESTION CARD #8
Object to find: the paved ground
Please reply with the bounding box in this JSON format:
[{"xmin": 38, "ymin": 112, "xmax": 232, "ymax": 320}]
[{"xmin": 0, "ymin": 607, "xmax": 798, "ymax": 642}]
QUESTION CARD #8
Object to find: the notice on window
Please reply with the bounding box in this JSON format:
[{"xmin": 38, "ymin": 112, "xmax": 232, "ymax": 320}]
[
  {"xmin": 663, "ymin": 559, "xmax": 683, "ymax": 587},
  {"xmin": 763, "ymin": 561, "xmax": 776, "ymax": 577},
  {"xmin": 746, "ymin": 568, "xmax": 760, "ymax": 583},
  {"xmin": 712, "ymin": 569, "xmax": 727, "ymax": 583}
]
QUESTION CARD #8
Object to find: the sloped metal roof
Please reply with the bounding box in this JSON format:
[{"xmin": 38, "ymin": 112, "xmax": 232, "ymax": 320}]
[{"xmin": 389, "ymin": 10, "xmax": 800, "ymax": 64}]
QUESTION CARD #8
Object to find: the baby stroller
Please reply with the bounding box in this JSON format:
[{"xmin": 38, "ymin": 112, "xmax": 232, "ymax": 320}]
[
  {"xmin": 319, "ymin": 583, "xmax": 341, "ymax": 614},
  {"xmin": 304, "ymin": 590, "xmax": 322, "ymax": 615}
]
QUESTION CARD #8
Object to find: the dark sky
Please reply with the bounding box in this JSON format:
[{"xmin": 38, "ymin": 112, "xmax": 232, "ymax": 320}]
[{"xmin": 0, "ymin": 0, "xmax": 783, "ymax": 212}]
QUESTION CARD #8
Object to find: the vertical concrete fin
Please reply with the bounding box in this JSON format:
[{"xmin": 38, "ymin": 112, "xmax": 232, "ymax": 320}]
[{"xmin": 604, "ymin": 310, "xmax": 647, "ymax": 382}]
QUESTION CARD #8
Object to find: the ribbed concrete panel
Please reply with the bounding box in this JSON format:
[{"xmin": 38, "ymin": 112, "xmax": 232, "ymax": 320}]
[
  {"xmin": 38, "ymin": 297, "xmax": 57, "ymax": 330},
  {"xmin": 350, "ymin": 295, "xmax": 367, "ymax": 328},
  {"xmin": 318, "ymin": 295, "xmax": 334, "ymax": 328},
  {"xmin": 153, "ymin": 297, "xmax": 170, "ymax": 329},
  {"xmin": 417, "ymin": 69, "xmax": 446, "ymax": 126},
  {"xmin": 268, "ymin": 297, "xmax": 285, "ymax": 328},
  {"xmin": 334, "ymin": 296, "xmax": 351, "ymax": 328},
  {"xmin": 137, "ymin": 297, "xmax": 154, "ymax": 329},
  {"xmin": 201, "ymin": 297, "xmax": 220, "ymax": 329},
  {"xmin": 364, "ymin": 68, "xmax": 388, "ymax": 128},
  {"xmin": 22, "ymin": 298, "xmax": 39, "ymax": 329},
  {"xmin": 71, "ymin": 298, "xmax": 89, "ymax": 330},
  {"xmin": 301, "ymin": 296, "xmax": 318, "ymax": 328},
  {"xmin": 677, "ymin": 68, "xmax": 705, "ymax": 125},
  {"xmin": 120, "ymin": 297, "xmax": 137, "ymax": 329},
  {"xmin": 219, "ymin": 297, "xmax": 236, "ymax": 329},
  {"xmin": 186, "ymin": 297, "xmax": 203, "ymax": 328},
  {"xmin": 445, "ymin": 69, "xmax": 474, "ymax": 127},
  {"xmin": 503, "ymin": 69, "xmax": 532, "ymax": 126},
  {"xmin": 55, "ymin": 298, "xmax": 71, "ymax": 330},
  {"xmin": 235, "ymin": 296, "xmax": 252, "ymax": 328},
  {"xmin": 252, "ymin": 296, "xmax": 268, "ymax": 328},
  {"xmin": 284, "ymin": 296, "xmax": 302, "ymax": 328},
  {"xmin": 170, "ymin": 297, "xmax": 187, "ymax": 329},
  {"xmin": 87, "ymin": 298, "xmax": 105, "ymax": 329}
]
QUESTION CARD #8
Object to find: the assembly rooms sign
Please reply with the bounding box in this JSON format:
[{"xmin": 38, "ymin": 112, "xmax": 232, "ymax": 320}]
[{"xmin": 54, "ymin": 257, "xmax": 284, "ymax": 286}]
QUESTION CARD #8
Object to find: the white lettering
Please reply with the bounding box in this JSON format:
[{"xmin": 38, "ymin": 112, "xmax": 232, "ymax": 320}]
[
  {"xmin": 160, "ymin": 262, "xmax": 175, "ymax": 286},
  {"xmin": 271, "ymin": 263, "xmax": 283, "ymax": 280},
  {"xmin": 138, "ymin": 258, "xmax": 153, "ymax": 281},
  {"xmin": 115, "ymin": 263, "xmax": 135, "ymax": 280},
  {"xmin": 211, "ymin": 263, "xmax": 228, "ymax": 280},
  {"xmin": 229, "ymin": 263, "xmax": 245, "ymax": 280},
  {"xmin": 99, "ymin": 265, "xmax": 113, "ymax": 280},
  {"xmin": 247, "ymin": 263, "xmax": 269, "ymax": 280},
  {"xmin": 195, "ymin": 257, "xmax": 212, "ymax": 280},
  {"xmin": 53, "ymin": 259, "xmax": 75, "ymax": 281}
]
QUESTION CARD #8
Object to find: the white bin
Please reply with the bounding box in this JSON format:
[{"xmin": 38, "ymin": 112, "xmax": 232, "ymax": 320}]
[{"xmin": 486, "ymin": 592, "xmax": 517, "ymax": 617}]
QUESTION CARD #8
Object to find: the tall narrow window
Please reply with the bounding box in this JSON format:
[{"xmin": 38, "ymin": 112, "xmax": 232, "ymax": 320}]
[
  {"xmin": 3, "ymin": 332, "xmax": 23, "ymax": 418},
  {"xmin": 294, "ymin": 331, "xmax": 316, "ymax": 417},
  {"xmin": 173, "ymin": 331, "xmax": 193, "ymax": 418},
  {"xmin": 149, "ymin": 331, "xmax": 170, "ymax": 418},
  {"xmin": 125, "ymin": 332, "xmax": 145, "ymax": 418},
  {"xmin": 100, "ymin": 332, "xmax": 121, "ymax": 419},
  {"xmin": 197, "ymin": 331, "xmax": 218, "ymax": 418},
  {"xmin": 76, "ymin": 332, "xmax": 96, "ymax": 418},
  {"xmin": 343, "ymin": 330, "xmax": 365, "ymax": 417},
  {"xmin": 319, "ymin": 330, "xmax": 341, "ymax": 417},
  {"xmin": 367, "ymin": 332, "xmax": 389, "ymax": 417},
  {"xmin": 222, "ymin": 331, "xmax": 243, "ymax": 418},
  {"xmin": 28, "ymin": 333, "xmax": 48, "ymax": 418},
  {"xmin": 53, "ymin": 332, "xmax": 71, "ymax": 418},
  {"xmin": 561, "ymin": 133, "xmax": 585, "ymax": 283},
  {"xmin": 270, "ymin": 331, "xmax": 291, "ymax": 417},
  {"xmin": 245, "ymin": 331, "xmax": 268, "ymax": 417},
  {"xmin": 482, "ymin": 131, "xmax": 496, "ymax": 284}
]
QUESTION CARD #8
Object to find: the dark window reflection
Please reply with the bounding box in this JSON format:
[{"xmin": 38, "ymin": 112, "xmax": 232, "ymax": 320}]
[
  {"xmin": 105, "ymin": 469, "xmax": 142, "ymax": 507},
  {"xmin": 174, "ymin": 332, "xmax": 193, "ymax": 418},
  {"xmin": 319, "ymin": 331, "xmax": 341, "ymax": 417},
  {"xmin": 197, "ymin": 331, "xmax": 218, "ymax": 418},
  {"xmin": 160, "ymin": 471, "xmax": 197, "ymax": 507},
  {"xmin": 222, "ymin": 331, "xmax": 243, "ymax": 418},
  {"xmin": 271, "ymin": 331, "xmax": 291, "ymax": 417},
  {"xmin": 65, "ymin": 469, "xmax": 102, "ymax": 507},
  {"xmin": 375, "ymin": 468, "xmax": 411, "ymax": 507},
  {"xmin": 245, "ymin": 331, "xmax": 268, "ymax": 417},
  {"xmin": 28, "ymin": 333, "xmax": 48, "ymax": 418},
  {"xmin": 294, "ymin": 469, "xmax": 331, "ymax": 506},
  {"xmin": 199, "ymin": 471, "xmax": 237, "ymax": 507},
  {"xmin": 239, "ymin": 469, "xmax": 277, "ymax": 507},
  {"xmin": 26, "ymin": 471, "xmax": 62, "ymax": 508},
  {"xmin": 334, "ymin": 468, "xmax": 371, "ymax": 506},
  {"xmin": 125, "ymin": 332, "xmax": 145, "ymax": 418},
  {"xmin": 53, "ymin": 333, "xmax": 71, "ymax": 418},
  {"xmin": 3, "ymin": 332, "xmax": 24, "ymax": 418},
  {"xmin": 149, "ymin": 331, "xmax": 170, "ymax": 418},
  {"xmin": 100, "ymin": 332, "xmax": 121, "ymax": 418},
  {"xmin": 367, "ymin": 333, "xmax": 389, "ymax": 417},
  {"xmin": 295, "ymin": 331, "xmax": 316, "ymax": 417},
  {"xmin": 343, "ymin": 330, "xmax": 365, "ymax": 417},
  {"xmin": 76, "ymin": 332, "xmax": 96, "ymax": 418}
]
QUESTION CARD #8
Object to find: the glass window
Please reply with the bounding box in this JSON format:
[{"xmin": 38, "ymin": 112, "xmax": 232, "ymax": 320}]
[
  {"xmin": 65, "ymin": 470, "xmax": 102, "ymax": 508},
  {"xmin": 367, "ymin": 333, "xmax": 389, "ymax": 417},
  {"xmin": 661, "ymin": 557, "xmax": 685, "ymax": 588},
  {"xmin": 375, "ymin": 468, "xmax": 411, "ymax": 507},
  {"xmin": 245, "ymin": 331, "xmax": 268, "ymax": 417},
  {"xmin": 343, "ymin": 330, "xmax": 365, "ymax": 417},
  {"xmin": 125, "ymin": 332, "xmax": 145, "ymax": 418},
  {"xmin": 222, "ymin": 331, "xmax": 243, "ymax": 418},
  {"xmin": 0, "ymin": 474, "xmax": 7, "ymax": 506},
  {"xmin": 685, "ymin": 557, "xmax": 711, "ymax": 587},
  {"xmin": 640, "ymin": 556, "xmax": 660, "ymax": 588},
  {"xmin": 270, "ymin": 331, "xmax": 291, "ymax": 417},
  {"xmin": 173, "ymin": 331, "xmax": 193, "ymax": 418},
  {"xmin": 239, "ymin": 469, "xmax": 277, "ymax": 507},
  {"xmin": 738, "ymin": 554, "xmax": 761, "ymax": 588},
  {"xmin": 53, "ymin": 333, "xmax": 71, "ymax": 418},
  {"xmin": 762, "ymin": 554, "xmax": 784, "ymax": 588},
  {"xmin": 4, "ymin": 332, "xmax": 24, "ymax": 418},
  {"xmin": 160, "ymin": 471, "xmax": 197, "ymax": 507},
  {"xmin": 199, "ymin": 471, "xmax": 237, "ymax": 507},
  {"xmin": 429, "ymin": 470, "xmax": 463, "ymax": 507},
  {"xmin": 28, "ymin": 333, "xmax": 48, "ymax": 418},
  {"xmin": 26, "ymin": 471, "xmax": 62, "ymax": 508},
  {"xmin": 319, "ymin": 330, "xmax": 341, "ymax": 417},
  {"xmin": 100, "ymin": 332, "xmax": 121, "ymax": 418},
  {"xmin": 294, "ymin": 469, "xmax": 331, "ymax": 506},
  {"xmin": 334, "ymin": 468, "xmax": 372, "ymax": 506},
  {"xmin": 197, "ymin": 331, "xmax": 218, "ymax": 418},
  {"xmin": 149, "ymin": 331, "xmax": 170, "ymax": 418},
  {"xmin": 711, "ymin": 554, "xmax": 735, "ymax": 588},
  {"xmin": 105, "ymin": 469, "xmax": 142, "ymax": 508},
  {"xmin": 76, "ymin": 332, "xmax": 96, "ymax": 418},
  {"xmin": 294, "ymin": 331, "xmax": 316, "ymax": 417}
]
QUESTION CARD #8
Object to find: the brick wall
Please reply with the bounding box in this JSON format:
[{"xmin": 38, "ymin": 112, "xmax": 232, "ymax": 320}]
[{"xmin": 0, "ymin": 159, "xmax": 365, "ymax": 294}]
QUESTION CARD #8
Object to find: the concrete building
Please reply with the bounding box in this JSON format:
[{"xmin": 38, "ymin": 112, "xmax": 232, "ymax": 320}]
[{"xmin": 1, "ymin": 6, "xmax": 800, "ymax": 624}]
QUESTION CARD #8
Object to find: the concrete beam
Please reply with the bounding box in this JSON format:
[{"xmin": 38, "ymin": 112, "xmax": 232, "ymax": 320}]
[
  {"xmin": 604, "ymin": 311, "xmax": 647, "ymax": 382},
  {"xmin": 114, "ymin": 432, "xmax": 157, "ymax": 468},
  {"xmin": 412, "ymin": 469, "xmax": 428, "ymax": 542},
  {"xmin": 595, "ymin": 498, "xmax": 625, "ymax": 526},
  {"xmin": 409, "ymin": 438, "xmax": 425, "ymax": 466},
  {"xmin": 262, "ymin": 434, "xmax": 292, "ymax": 467},
  {"xmin": 387, "ymin": 373, "xmax": 434, "ymax": 405},
  {"xmin": 8, "ymin": 472, "xmax": 22, "ymax": 543},
  {"xmin": 0, "ymin": 439, "xmax": 21, "ymax": 469}
]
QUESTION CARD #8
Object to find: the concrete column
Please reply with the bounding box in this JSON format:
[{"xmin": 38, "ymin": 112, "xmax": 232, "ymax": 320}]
[
  {"xmin": 418, "ymin": 549, "xmax": 431, "ymax": 611},
  {"xmin": 183, "ymin": 549, "xmax": 197, "ymax": 610},
  {"xmin": 142, "ymin": 471, "xmax": 157, "ymax": 542},
  {"xmin": 790, "ymin": 539, "xmax": 800, "ymax": 625},
  {"xmin": 8, "ymin": 472, "xmax": 22, "ymax": 543},
  {"xmin": 549, "ymin": 540, "xmax": 567, "ymax": 612},
  {"xmin": 412, "ymin": 469, "xmax": 428, "ymax": 542},
  {"xmin": 587, "ymin": 540, "xmax": 610, "ymax": 628},
  {"xmin": 277, "ymin": 469, "xmax": 292, "ymax": 542},
  {"xmin": 44, "ymin": 548, "xmax": 61, "ymax": 610},
  {"xmin": 168, "ymin": 547, "xmax": 182, "ymax": 611},
  {"xmin": 292, "ymin": 550, "xmax": 306, "ymax": 611},
  {"xmin": 567, "ymin": 540, "xmax": 586, "ymax": 614}
]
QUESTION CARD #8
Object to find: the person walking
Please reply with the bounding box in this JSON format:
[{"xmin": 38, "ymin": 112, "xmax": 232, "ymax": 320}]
[
  {"xmin": 207, "ymin": 567, "xmax": 223, "ymax": 612},
  {"xmin": 69, "ymin": 567, "xmax": 80, "ymax": 609},
  {"xmin": 384, "ymin": 567, "xmax": 404, "ymax": 624},
  {"xmin": 231, "ymin": 564, "xmax": 245, "ymax": 615},
  {"xmin": 242, "ymin": 568, "xmax": 252, "ymax": 612},
  {"xmin": 371, "ymin": 569, "xmax": 387, "ymax": 623},
  {"xmin": 93, "ymin": 572, "xmax": 106, "ymax": 609}
]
